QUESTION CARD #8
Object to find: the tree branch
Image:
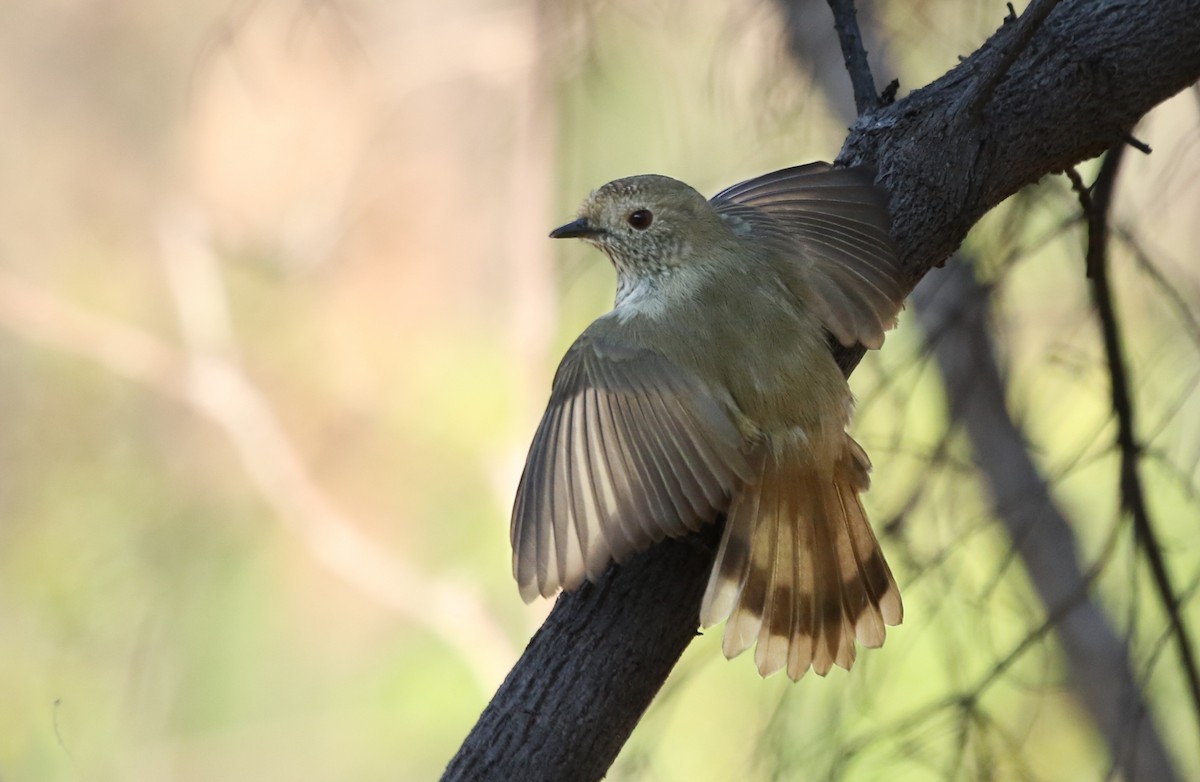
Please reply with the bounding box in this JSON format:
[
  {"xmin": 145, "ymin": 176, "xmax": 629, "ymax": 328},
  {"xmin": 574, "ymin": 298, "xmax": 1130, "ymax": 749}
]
[
  {"xmin": 825, "ymin": 0, "xmax": 878, "ymax": 114},
  {"xmin": 445, "ymin": 1, "xmax": 1200, "ymax": 778},
  {"xmin": 442, "ymin": 526, "xmax": 720, "ymax": 782},
  {"xmin": 1069, "ymin": 147, "xmax": 1200, "ymax": 745},
  {"xmin": 839, "ymin": 0, "xmax": 1200, "ymax": 289},
  {"xmin": 911, "ymin": 261, "xmax": 1180, "ymax": 782}
]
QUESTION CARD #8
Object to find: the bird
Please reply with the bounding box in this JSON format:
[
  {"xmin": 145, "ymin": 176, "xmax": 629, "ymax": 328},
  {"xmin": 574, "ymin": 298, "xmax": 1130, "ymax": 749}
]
[{"xmin": 510, "ymin": 162, "xmax": 905, "ymax": 679}]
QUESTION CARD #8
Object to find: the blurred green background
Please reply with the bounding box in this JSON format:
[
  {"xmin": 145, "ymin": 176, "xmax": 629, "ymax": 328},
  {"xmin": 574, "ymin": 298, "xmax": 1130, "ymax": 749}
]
[{"xmin": 1, "ymin": 1, "xmax": 1198, "ymax": 780}]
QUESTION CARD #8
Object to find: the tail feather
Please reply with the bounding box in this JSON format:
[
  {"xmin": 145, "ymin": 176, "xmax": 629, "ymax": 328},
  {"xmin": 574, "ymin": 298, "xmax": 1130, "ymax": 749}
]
[
  {"xmin": 703, "ymin": 452, "xmax": 763, "ymax": 651},
  {"xmin": 753, "ymin": 485, "xmax": 792, "ymax": 675},
  {"xmin": 701, "ymin": 435, "xmax": 902, "ymax": 680}
]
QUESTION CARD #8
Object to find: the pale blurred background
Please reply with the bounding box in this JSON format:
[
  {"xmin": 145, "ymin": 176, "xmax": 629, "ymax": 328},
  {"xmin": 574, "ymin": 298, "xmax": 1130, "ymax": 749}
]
[{"xmin": 1, "ymin": 1, "xmax": 1198, "ymax": 780}]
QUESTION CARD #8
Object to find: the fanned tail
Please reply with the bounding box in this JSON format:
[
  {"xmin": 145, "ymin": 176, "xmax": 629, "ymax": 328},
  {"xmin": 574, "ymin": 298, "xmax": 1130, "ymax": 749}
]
[{"xmin": 701, "ymin": 436, "xmax": 902, "ymax": 680}]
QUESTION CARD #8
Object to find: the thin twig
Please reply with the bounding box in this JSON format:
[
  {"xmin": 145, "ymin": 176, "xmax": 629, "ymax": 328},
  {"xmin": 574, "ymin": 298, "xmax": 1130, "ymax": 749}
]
[
  {"xmin": 1124, "ymin": 134, "xmax": 1153, "ymax": 155},
  {"xmin": 959, "ymin": 0, "xmax": 1064, "ymax": 116},
  {"xmin": 1113, "ymin": 223, "xmax": 1200, "ymax": 346},
  {"xmin": 839, "ymin": 513, "xmax": 1123, "ymax": 766},
  {"xmin": 825, "ymin": 0, "xmax": 878, "ymax": 114},
  {"xmin": 912, "ymin": 261, "xmax": 1180, "ymax": 781},
  {"xmin": 1069, "ymin": 147, "xmax": 1200, "ymax": 742}
]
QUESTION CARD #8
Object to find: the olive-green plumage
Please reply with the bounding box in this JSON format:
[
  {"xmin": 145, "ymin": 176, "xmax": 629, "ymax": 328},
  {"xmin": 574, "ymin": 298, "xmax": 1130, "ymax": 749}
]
[{"xmin": 512, "ymin": 162, "xmax": 905, "ymax": 679}]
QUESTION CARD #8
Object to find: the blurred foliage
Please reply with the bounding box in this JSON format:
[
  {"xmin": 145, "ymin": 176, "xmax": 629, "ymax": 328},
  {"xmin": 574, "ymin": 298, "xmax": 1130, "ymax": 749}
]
[{"xmin": 0, "ymin": 1, "xmax": 1197, "ymax": 780}]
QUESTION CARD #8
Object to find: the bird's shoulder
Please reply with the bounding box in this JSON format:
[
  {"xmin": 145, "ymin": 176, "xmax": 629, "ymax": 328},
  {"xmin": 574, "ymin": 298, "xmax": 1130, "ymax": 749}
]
[{"xmin": 550, "ymin": 316, "xmax": 670, "ymax": 394}]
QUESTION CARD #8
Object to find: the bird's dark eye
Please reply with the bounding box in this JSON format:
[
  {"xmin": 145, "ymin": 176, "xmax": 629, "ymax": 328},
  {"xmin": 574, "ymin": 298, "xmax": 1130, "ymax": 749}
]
[{"xmin": 627, "ymin": 209, "xmax": 653, "ymax": 230}]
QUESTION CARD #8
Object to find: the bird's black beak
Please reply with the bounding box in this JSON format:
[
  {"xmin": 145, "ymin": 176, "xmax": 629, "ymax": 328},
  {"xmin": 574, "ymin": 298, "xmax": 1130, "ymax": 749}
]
[{"xmin": 549, "ymin": 217, "xmax": 602, "ymax": 239}]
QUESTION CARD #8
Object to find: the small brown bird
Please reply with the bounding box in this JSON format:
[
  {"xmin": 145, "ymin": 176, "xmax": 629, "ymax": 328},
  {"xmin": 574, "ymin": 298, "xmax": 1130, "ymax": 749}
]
[{"xmin": 511, "ymin": 162, "xmax": 905, "ymax": 679}]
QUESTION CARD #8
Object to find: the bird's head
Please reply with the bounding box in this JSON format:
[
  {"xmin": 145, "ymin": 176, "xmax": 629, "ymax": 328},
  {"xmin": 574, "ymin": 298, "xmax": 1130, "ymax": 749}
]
[{"xmin": 550, "ymin": 175, "xmax": 729, "ymax": 277}]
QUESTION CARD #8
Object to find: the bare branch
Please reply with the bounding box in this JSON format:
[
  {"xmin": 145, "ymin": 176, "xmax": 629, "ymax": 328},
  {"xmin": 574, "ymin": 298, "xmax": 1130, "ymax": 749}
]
[
  {"xmin": 1070, "ymin": 147, "xmax": 1200, "ymax": 744},
  {"xmin": 912, "ymin": 262, "xmax": 1180, "ymax": 782},
  {"xmin": 1113, "ymin": 224, "xmax": 1200, "ymax": 346},
  {"xmin": 1124, "ymin": 134, "xmax": 1153, "ymax": 155},
  {"xmin": 824, "ymin": 0, "xmax": 878, "ymax": 114}
]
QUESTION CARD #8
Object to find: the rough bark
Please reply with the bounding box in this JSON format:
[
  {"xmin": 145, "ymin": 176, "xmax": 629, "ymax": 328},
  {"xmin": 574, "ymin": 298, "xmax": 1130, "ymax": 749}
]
[
  {"xmin": 837, "ymin": 0, "xmax": 1200, "ymax": 284},
  {"xmin": 444, "ymin": 1, "xmax": 1200, "ymax": 779},
  {"xmin": 441, "ymin": 525, "xmax": 721, "ymax": 782}
]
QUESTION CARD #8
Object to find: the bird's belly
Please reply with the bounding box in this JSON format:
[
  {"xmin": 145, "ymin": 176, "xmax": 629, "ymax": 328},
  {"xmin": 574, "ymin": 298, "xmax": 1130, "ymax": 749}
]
[{"xmin": 729, "ymin": 351, "xmax": 848, "ymax": 450}]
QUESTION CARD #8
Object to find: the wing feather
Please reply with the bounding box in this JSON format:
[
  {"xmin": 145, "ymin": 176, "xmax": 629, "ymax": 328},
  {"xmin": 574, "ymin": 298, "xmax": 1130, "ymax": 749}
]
[
  {"xmin": 710, "ymin": 162, "xmax": 904, "ymax": 350},
  {"xmin": 608, "ymin": 391, "xmax": 673, "ymax": 536},
  {"xmin": 512, "ymin": 331, "xmax": 753, "ymax": 601},
  {"xmin": 624, "ymin": 391, "xmax": 698, "ymax": 531},
  {"xmin": 590, "ymin": 389, "xmax": 647, "ymax": 550}
]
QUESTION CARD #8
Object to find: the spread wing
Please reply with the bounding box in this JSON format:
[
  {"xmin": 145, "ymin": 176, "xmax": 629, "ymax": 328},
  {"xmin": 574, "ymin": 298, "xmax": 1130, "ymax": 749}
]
[
  {"xmin": 511, "ymin": 330, "xmax": 755, "ymax": 602},
  {"xmin": 710, "ymin": 162, "xmax": 904, "ymax": 350}
]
